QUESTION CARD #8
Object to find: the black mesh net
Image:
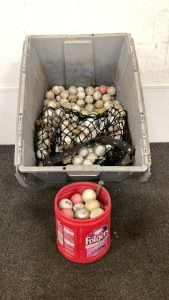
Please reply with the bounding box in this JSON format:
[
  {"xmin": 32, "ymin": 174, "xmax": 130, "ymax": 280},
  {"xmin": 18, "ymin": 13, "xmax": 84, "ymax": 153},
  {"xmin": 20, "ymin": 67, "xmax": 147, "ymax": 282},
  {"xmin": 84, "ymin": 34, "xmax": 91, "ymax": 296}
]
[{"xmin": 35, "ymin": 105, "xmax": 132, "ymax": 166}]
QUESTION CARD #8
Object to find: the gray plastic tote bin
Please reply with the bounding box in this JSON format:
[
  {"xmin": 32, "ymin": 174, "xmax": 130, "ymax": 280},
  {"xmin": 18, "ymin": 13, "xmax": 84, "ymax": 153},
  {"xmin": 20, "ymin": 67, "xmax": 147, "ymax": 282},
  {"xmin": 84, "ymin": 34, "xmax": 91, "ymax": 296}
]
[{"xmin": 14, "ymin": 34, "xmax": 151, "ymax": 187}]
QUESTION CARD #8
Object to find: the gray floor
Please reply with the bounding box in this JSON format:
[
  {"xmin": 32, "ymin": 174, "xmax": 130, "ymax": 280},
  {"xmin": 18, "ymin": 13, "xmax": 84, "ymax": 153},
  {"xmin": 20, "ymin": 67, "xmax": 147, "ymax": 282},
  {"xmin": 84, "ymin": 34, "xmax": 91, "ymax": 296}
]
[{"xmin": 0, "ymin": 144, "xmax": 169, "ymax": 300}]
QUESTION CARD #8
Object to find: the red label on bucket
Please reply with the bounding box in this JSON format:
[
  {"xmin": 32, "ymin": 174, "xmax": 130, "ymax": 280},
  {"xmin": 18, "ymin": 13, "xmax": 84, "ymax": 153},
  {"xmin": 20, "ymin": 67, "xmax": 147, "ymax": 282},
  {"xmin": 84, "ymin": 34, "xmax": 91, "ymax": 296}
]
[
  {"xmin": 85, "ymin": 224, "xmax": 109, "ymax": 257},
  {"xmin": 63, "ymin": 226, "xmax": 75, "ymax": 256},
  {"xmin": 57, "ymin": 220, "xmax": 63, "ymax": 245},
  {"xmin": 57, "ymin": 220, "xmax": 75, "ymax": 256}
]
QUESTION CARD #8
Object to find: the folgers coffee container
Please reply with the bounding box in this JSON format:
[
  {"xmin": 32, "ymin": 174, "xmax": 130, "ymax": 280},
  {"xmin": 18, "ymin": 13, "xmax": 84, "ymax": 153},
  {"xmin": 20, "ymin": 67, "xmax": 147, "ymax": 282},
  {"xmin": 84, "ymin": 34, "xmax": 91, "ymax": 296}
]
[{"xmin": 54, "ymin": 182, "xmax": 111, "ymax": 263}]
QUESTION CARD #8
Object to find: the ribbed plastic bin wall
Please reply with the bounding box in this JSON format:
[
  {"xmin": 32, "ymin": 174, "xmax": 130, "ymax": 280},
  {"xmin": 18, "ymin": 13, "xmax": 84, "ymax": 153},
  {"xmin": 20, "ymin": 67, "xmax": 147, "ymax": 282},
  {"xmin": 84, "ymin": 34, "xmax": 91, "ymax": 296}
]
[{"xmin": 14, "ymin": 34, "xmax": 151, "ymax": 187}]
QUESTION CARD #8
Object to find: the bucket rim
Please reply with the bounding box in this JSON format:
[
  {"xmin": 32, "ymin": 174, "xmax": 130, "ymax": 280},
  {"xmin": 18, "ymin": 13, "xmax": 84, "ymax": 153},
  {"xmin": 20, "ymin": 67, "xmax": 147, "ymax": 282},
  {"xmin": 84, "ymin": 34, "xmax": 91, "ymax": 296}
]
[{"xmin": 54, "ymin": 181, "xmax": 111, "ymax": 223}]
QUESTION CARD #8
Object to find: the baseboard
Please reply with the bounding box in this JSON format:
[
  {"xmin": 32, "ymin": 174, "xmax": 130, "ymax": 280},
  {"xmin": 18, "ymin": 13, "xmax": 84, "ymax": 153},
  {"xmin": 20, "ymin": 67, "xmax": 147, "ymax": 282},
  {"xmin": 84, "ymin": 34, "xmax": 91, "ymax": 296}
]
[
  {"xmin": 142, "ymin": 86, "xmax": 169, "ymax": 143},
  {"xmin": 0, "ymin": 88, "xmax": 18, "ymax": 145},
  {"xmin": 0, "ymin": 86, "xmax": 169, "ymax": 144}
]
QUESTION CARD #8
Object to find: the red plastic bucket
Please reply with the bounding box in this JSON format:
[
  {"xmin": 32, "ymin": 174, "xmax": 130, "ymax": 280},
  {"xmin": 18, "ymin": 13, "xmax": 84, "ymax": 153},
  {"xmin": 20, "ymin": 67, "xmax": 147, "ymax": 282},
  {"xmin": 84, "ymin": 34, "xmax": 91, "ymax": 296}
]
[{"xmin": 54, "ymin": 182, "xmax": 111, "ymax": 263}]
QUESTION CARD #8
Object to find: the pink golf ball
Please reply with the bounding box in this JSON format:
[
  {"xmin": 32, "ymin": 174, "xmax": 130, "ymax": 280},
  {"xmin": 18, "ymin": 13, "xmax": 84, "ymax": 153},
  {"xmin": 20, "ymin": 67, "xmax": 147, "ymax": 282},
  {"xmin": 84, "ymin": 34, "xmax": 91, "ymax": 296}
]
[
  {"xmin": 70, "ymin": 193, "xmax": 83, "ymax": 205},
  {"xmin": 98, "ymin": 85, "xmax": 107, "ymax": 94},
  {"xmin": 60, "ymin": 208, "xmax": 74, "ymax": 219}
]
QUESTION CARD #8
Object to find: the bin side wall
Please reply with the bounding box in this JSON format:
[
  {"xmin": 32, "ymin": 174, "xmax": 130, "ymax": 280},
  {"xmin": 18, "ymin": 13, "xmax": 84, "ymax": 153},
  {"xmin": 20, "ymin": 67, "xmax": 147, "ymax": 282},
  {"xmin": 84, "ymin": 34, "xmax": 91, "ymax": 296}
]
[
  {"xmin": 32, "ymin": 36, "xmax": 124, "ymax": 88},
  {"xmin": 21, "ymin": 39, "xmax": 48, "ymax": 166},
  {"xmin": 116, "ymin": 37, "xmax": 145, "ymax": 166}
]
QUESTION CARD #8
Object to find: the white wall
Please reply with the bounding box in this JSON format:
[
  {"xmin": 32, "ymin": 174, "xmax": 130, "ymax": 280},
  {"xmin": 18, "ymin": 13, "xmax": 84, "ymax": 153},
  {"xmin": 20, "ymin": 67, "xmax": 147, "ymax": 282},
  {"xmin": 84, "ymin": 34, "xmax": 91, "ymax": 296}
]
[{"xmin": 0, "ymin": 0, "xmax": 169, "ymax": 144}]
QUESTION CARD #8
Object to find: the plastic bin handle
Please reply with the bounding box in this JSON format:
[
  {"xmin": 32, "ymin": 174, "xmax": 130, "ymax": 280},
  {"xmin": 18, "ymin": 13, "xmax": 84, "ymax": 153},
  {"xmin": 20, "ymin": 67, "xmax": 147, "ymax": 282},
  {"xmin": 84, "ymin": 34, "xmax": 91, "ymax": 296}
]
[{"xmin": 44, "ymin": 136, "xmax": 135, "ymax": 166}]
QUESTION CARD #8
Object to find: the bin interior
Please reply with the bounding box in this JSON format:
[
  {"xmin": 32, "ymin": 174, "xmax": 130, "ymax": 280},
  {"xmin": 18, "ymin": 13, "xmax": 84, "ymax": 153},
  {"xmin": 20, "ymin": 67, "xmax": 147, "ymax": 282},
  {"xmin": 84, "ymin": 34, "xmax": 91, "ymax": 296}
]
[{"xmin": 20, "ymin": 34, "xmax": 145, "ymax": 169}]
